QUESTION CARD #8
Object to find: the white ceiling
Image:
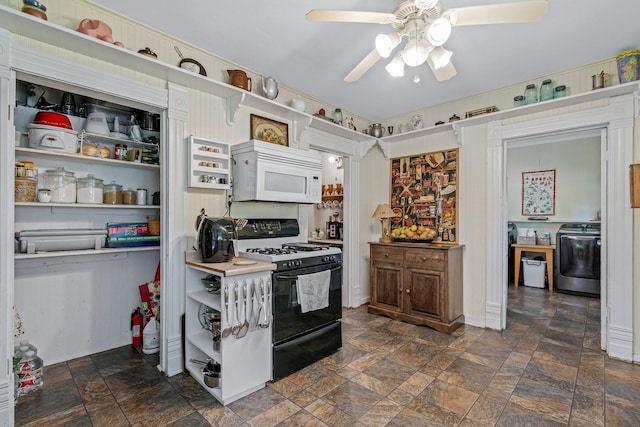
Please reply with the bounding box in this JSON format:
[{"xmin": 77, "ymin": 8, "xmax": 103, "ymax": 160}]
[{"xmin": 93, "ymin": 0, "xmax": 640, "ymax": 121}]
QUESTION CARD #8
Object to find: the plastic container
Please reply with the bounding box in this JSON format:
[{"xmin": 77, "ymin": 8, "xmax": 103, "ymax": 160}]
[
  {"xmin": 522, "ymin": 257, "xmax": 546, "ymax": 288},
  {"xmin": 43, "ymin": 167, "xmax": 76, "ymax": 203},
  {"xmin": 539, "ymin": 79, "xmax": 554, "ymax": 101},
  {"xmin": 76, "ymin": 174, "xmax": 103, "ymax": 204},
  {"xmin": 122, "ymin": 188, "xmax": 137, "ymax": 205},
  {"xmin": 523, "ymin": 84, "xmax": 538, "ymax": 104},
  {"xmin": 15, "ymin": 349, "xmax": 43, "ymax": 396},
  {"xmin": 103, "ymin": 181, "xmax": 123, "ymax": 204},
  {"xmin": 142, "ymin": 317, "xmax": 160, "ymax": 354}
]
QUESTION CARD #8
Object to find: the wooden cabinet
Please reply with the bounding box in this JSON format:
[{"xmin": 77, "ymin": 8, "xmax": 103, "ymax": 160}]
[{"xmin": 369, "ymin": 243, "xmax": 463, "ymax": 333}]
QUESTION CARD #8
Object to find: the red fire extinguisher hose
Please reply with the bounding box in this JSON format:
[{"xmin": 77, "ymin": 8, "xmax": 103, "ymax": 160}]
[{"xmin": 131, "ymin": 307, "xmax": 143, "ymax": 349}]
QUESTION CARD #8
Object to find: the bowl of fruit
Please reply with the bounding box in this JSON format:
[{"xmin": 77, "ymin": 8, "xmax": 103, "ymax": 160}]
[{"xmin": 390, "ymin": 225, "xmax": 437, "ymax": 242}]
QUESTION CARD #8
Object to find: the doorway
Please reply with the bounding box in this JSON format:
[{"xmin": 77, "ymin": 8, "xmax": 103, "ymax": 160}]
[{"xmin": 484, "ymin": 95, "xmax": 634, "ymax": 361}]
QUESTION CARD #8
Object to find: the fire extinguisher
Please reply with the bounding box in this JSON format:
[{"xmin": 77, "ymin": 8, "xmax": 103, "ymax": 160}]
[{"xmin": 131, "ymin": 307, "xmax": 143, "ymax": 349}]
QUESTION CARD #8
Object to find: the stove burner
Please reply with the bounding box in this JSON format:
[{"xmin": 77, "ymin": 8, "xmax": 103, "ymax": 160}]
[{"xmin": 246, "ymin": 247, "xmax": 299, "ymax": 255}]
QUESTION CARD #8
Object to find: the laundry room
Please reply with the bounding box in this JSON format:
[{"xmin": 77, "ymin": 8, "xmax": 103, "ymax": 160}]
[{"xmin": 507, "ymin": 134, "xmax": 602, "ymax": 295}]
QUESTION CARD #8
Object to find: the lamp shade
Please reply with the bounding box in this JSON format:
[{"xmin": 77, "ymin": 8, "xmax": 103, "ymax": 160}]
[
  {"xmin": 372, "ymin": 203, "xmax": 396, "ymax": 219},
  {"xmin": 426, "ymin": 18, "xmax": 452, "ymax": 47},
  {"xmin": 430, "ymin": 46, "xmax": 453, "ymax": 69},
  {"xmin": 401, "ymin": 37, "xmax": 430, "ymax": 67},
  {"xmin": 385, "ymin": 53, "xmax": 405, "ymax": 77},
  {"xmin": 375, "ymin": 32, "xmax": 401, "ymax": 58}
]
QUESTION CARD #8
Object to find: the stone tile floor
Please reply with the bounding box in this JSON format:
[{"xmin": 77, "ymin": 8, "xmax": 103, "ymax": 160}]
[{"xmin": 15, "ymin": 286, "xmax": 640, "ymax": 426}]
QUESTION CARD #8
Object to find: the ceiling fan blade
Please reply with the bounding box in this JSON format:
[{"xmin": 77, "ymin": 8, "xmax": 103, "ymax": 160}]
[
  {"xmin": 306, "ymin": 10, "xmax": 395, "ymax": 24},
  {"xmin": 427, "ymin": 57, "xmax": 457, "ymax": 81},
  {"xmin": 449, "ymin": 0, "xmax": 548, "ymax": 26},
  {"xmin": 344, "ymin": 49, "xmax": 381, "ymax": 82}
]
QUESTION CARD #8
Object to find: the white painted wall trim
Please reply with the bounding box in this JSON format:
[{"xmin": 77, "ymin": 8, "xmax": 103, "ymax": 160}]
[{"xmin": 485, "ymin": 94, "xmax": 635, "ymax": 362}]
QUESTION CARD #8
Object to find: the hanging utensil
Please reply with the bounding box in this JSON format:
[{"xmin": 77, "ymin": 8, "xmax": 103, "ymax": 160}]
[
  {"xmin": 232, "ymin": 282, "xmax": 241, "ymax": 335},
  {"xmin": 235, "ymin": 218, "xmax": 248, "ymax": 231},
  {"xmin": 258, "ymin": 278, "xmax": 269, "ymax": 329},
  {"xmin": 248, "ymin": 280, "xmax": 257, "ymax": 331},
  {"xmin": 236, "ymin": 281, "xmax": 249, "ymax": 338},
  {"xmin": 263, "ymin": 278, "xmax": 272, "ymax": 328},
  {"xmin": 221, "ymin": 284, "xmax": 232, "ymax": 338}
]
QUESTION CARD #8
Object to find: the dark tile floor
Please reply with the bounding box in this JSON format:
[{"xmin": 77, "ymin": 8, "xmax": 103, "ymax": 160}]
[{"xmin": 15, "ymin": 286, "xmax": 640, "ymax": 426}]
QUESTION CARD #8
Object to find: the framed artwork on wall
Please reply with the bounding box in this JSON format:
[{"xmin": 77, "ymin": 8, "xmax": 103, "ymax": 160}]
[
  {"xmin": 522, "ymin": 169, "xmax": 556, "ymax": 216},
  {"xmin": 389, "ymin": 149, "xmax": 458, "ymax": 243},
  {"xmin": 250, "ymin": 114, "xmax": 288, "ymax": 146}
]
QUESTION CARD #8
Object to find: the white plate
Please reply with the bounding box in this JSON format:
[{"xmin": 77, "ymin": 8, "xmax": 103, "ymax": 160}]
[{"xmin": 233, "ymin": 260, "xmax": 257, "ymax": 266}]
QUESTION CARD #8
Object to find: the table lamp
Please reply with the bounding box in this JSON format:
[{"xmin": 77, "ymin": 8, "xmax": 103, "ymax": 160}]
[{"xmin": 372, "ymin": 203, "xmax": 396, "ymax": 243}]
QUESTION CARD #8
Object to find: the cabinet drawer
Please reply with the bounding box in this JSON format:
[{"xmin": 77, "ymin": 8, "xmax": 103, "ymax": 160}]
[
  {"xmin": 405, "ymin": 249, "xmax": 445, "ymax": 271},
  {"xmin": 371, "ymin": 246, "xmax": 403, "ymax": 264}
]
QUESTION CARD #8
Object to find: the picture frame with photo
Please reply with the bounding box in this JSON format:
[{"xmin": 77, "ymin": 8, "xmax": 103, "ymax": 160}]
[{"xmin": 250, "ymin": 114, "xmax": 288, "ymax": 146}]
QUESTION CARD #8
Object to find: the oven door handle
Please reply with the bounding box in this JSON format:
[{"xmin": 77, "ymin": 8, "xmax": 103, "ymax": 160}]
[{"xmin": 275, "ymin": 266, "xmax": 342, "ymax": 281}]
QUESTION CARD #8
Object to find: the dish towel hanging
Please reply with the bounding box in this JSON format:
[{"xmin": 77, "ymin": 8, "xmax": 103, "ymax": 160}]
[{"xmin": 296, "ymin": 270, "xmax": 331, "ymax": 313}]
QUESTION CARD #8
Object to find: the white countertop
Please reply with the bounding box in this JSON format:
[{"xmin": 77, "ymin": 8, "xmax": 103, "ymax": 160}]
[{"xmin": 184, "ymin": 251, "xmax": 276, "ymax": 276}]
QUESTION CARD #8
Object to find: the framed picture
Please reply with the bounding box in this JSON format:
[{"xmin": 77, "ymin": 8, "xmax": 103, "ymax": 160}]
[
  {"xmin": 250, "ymin": 114, "xmax": 288, "ymax": 146},
  {"xmin": 522, "ymin": 169, "xmax": 556, "ymax": 216}
]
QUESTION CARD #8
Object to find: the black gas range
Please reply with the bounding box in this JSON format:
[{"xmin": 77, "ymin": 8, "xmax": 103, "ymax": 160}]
[{"xmin": 236, "ymin": 219, "xmax": 343, "ymax": 380}]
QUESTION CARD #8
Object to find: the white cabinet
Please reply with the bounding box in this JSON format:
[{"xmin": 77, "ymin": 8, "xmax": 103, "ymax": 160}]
[
  {"xmin": 184, "ymin": 252, "xmax": 275, "ymax": 405},
  {"xmin": 187, "ymin": 136, "xmax": 230, "ymax": 190}
]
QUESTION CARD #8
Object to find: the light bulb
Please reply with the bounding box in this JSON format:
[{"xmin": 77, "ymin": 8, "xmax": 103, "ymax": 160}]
[
  {"xmin": 375, "ymin": 32, "xmax": 401, "ymax": 59},
  {"xmin": 430, "ymin": 46, "xmax": 452, "ymax": 69},
  {"xmin": 385, "ymin": 53, "xmax": 405, "ymax": 77},
  {"xmin": 426, "ymin": 18, "xmax": 452, "ymax": 47},
  {"xmin": 401, "ymin": 37, "xmax": 430, "ymax": 67}
]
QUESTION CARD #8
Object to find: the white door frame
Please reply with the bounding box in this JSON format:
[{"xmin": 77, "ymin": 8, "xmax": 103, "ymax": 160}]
[{"xmin": 485, "ymin": 94, "xmax": 635, "ymax": 361}]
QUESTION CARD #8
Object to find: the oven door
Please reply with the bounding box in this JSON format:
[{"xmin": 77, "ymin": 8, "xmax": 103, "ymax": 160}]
[{"xmin": 272, "ymin": 262, "xmax": 342, "ymax": 345}]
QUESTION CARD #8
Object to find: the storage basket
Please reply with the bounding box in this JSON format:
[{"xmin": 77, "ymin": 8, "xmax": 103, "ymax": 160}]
[
  {"xmin": 15, "ymin": 177, "xmax": 37, "ymax": 202},
  {"xmin": 517, "ymin": 236, "xmax": 536, "ymax": 245},
  {"xmin": 537, "ymin": 237, "xmax": 550, "ymax": 246},
  {"xmin": 147, "ymin": 217, "xmax": 160, "ymax": 236}
]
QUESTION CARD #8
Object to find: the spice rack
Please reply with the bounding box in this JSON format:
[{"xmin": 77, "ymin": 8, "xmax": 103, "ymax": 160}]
[{"xmin": 188, "ymin": 136, "xmax": 230, "ymax": 190}]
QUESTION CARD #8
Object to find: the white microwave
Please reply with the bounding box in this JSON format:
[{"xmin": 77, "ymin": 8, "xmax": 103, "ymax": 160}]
[{"xmin": 231, "ymin": 140, "xmax": 322, "ymax": 204}]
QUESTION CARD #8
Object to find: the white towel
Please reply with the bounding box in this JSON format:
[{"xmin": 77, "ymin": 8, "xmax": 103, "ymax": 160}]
[{"xmin": 296, "ymin": 270, "xmax": 331, "ymax": 313}]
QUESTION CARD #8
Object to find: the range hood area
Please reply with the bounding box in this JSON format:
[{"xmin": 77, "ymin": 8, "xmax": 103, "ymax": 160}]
[{"xmin": 231, "ymin": 140, "xmax": 323, "ymax": 204}]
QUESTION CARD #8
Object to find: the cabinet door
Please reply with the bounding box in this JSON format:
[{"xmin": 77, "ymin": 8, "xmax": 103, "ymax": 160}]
[
  {"xmin": 405, "ymin": 268, "xmax": 444, "ymax": 320},
  {"xmin": 371, "ymin": 264, "xmax": 402, "ymax": 310}
]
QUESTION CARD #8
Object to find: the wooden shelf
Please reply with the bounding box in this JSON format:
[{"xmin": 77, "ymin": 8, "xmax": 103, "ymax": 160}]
[{"xmin": 14, "ymin": 246, "xmax": 159, "ymax": 260}]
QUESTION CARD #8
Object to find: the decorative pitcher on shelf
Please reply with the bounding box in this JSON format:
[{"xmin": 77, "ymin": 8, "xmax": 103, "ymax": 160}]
[
  {"xmin": 227, "ymin": 69, "xmax": 252, "ymax": 91},
  {"xmin": 261, "ymin": 76, "xmax": 278, "ymax": 100}
]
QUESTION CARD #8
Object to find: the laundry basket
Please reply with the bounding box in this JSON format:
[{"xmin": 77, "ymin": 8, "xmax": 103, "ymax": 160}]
[{"xmin": 522, "ymin": 257, "xmax": 546, "ymax": 288}]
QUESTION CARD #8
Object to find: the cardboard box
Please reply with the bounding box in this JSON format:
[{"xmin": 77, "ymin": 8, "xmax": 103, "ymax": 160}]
[
  {"xmin": 106, "ymin": 222, "xmax": 150, "ymax": 239},
  {"xmin": 106, "ymin": 235, "xmax": 160, "ymax": 248}
]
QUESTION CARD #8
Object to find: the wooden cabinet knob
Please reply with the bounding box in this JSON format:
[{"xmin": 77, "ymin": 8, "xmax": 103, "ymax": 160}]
[
  {"xmin": 399, "ymin": 288, "xmax": 403, "ymax": 292},
  {"xmin": 406, "ymin": 288, "xmax": 411, "ymax": 294},
  {"xmin": 421, "ymin": 256, "xmax": 427, "ymax": 261},
  {"xmin": 385, "ymin": 252, "xmax": 390, "ymax": 257}
]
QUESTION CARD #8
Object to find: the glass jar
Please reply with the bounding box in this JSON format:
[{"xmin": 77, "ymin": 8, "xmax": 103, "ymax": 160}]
[
  {"xmin": 76, "ymin": 174, "xmax": 104, "ymax": 204},
  {"xmin": 513, "ymin": 95, "xmax": 525, "ymax": 107},
  {"xmin": 122, "ymin": 188, "xmax": 137, "ymax": 205},
  {"xmin": 554, "ymin": 85, "xmax": 567, "ymax": 98},
  {"xmin": 539, "ymin": 79, "xmax": 554, "ymax": 101},
  {"xmin": 333, "ymin": 108, "xmax": 343, "ymax": 126},
  {"xmin": 523, "ymin": 84, "xmax": 538, "ymax": 104},
  {"xmin": 103, "ymin": 181, "xmax": 123, "ymax": 205},
  {"xmin": 43, "ymin": 167, "xmax": 76, "ymax": 203}
]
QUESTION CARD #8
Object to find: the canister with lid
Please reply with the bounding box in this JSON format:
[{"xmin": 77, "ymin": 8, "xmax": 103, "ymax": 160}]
[
  {"xmin": 103, "ymin": 181, "xmax": 123, "ymax": 205},
  {"xmin": 43, "ymin": 167, "xmax": 77, "ymax": 203},
  {"xmin": 539, "ymin": 79, "xmax": 554, "ymax": 101},
  {"xmin": 122, "ymin": 188, "xmax": 137, "ymax": 205},
  {"xmin": 523, "ymin": 84, "xmax": 538, "ymax": 104},
  {"xmin": 77, "ymin": 174, "xmax": 103, "ymax": 204}
]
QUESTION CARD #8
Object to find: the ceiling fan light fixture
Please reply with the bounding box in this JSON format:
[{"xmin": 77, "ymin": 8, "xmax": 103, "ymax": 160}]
[
  {"xmin": 430, "ymin": 46, "xmax": 452, "ymax": 69},
  {"xmin": 401, "ymin": 37, "xmax": 430, "ymax": 67},
  {"xmin": 375, "ymin": 32, "xmax": 402, "ymax": 58},
  {"xmin": 385, "ymin": 53, "xmax": 405, "ymax": 77},
  {"xmin": 426, "ymin": 17, "xmax": 452, "ymax": 46}
]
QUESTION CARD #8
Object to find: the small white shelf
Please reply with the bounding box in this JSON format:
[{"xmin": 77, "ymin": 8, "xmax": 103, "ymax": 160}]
[
  {"xmin": 15, "ymin": 147, "xmax": 160, "ymax": 170},
  {"xmin": 15, "ymin": 202, "xmax": 160, "ymax": 209},
  {"xmin": 14, "ymin": 245, "xmax": 159, "ymax": 260},
  {"xmin": 187, "ymin": 289, "xmax": 222, "ymax": 312},
  {"xmin": 188, "ymin": 136, "xmax": 230, "ymax": 189}
]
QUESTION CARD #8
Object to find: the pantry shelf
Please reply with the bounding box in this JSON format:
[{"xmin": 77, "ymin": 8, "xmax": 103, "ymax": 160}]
[{"xmin": 14, "ymin": 246, "xmax": 160, "ymax": 260}]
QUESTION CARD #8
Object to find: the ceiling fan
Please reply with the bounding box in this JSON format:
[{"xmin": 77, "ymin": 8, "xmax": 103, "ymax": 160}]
[{"xmin": 306, "ymin": 0, "xmax": 548, "ymax": 82}]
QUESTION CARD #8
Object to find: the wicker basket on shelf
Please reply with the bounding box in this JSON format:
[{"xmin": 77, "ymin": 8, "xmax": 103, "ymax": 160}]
[{"xmin": 147, "ymin": 216, "xmax": 160, "ymax": 236}]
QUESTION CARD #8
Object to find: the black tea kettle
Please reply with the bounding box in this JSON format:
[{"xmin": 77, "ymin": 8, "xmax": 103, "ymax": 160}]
[{"xmin": 195, "ymin": 209, "xmax": 236, "ymax": 263}]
